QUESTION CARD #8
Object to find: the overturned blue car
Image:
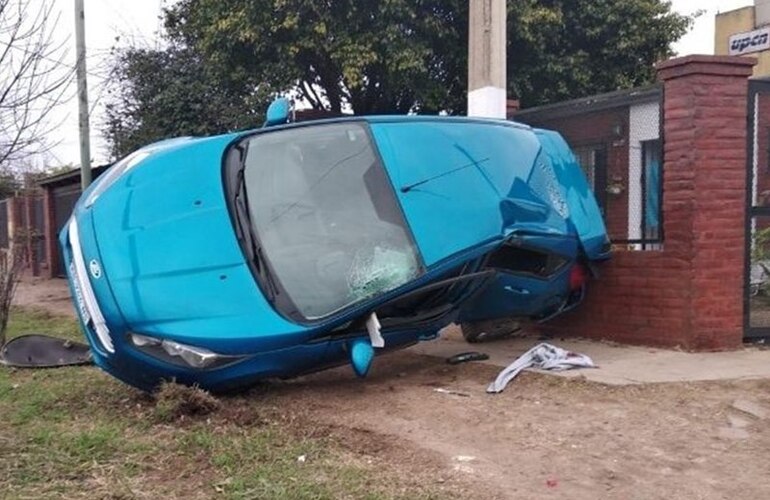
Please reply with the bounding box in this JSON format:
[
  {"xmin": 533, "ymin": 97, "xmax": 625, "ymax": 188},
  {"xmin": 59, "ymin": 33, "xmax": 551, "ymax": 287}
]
[{"xmin": 61, "ymin": 100, "xmax": 609, "ymax": 392}]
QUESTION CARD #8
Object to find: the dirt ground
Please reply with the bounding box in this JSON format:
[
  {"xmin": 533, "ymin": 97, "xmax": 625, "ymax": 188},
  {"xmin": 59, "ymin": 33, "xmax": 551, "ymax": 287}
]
[
  {"xmin": 13, "ymin": 275, "xmax": 77, "ymax": 318},
  {"xmin": 12, "ymin": 277, "xmax": 770, "ymax": 499},
  {"xmin": 257, "ymin": 355, "xmax": 770, "ymax": 500}
]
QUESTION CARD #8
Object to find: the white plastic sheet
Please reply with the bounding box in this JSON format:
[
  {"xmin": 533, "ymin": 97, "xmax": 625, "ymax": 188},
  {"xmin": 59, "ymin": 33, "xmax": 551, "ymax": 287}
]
[{"xmin": 487, "ymin": 342, "xmax": 595, "ymax": 394}]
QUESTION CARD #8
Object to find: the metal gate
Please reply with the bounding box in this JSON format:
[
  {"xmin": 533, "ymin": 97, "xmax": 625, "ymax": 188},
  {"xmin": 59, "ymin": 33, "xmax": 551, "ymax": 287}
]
[
  {"xmin": 745, "ymin": 79, "xmax": 770, "ymax": 340},
  {"xmin": 51, "ymin": 184, "xmax": 83, "ymax": 277}
]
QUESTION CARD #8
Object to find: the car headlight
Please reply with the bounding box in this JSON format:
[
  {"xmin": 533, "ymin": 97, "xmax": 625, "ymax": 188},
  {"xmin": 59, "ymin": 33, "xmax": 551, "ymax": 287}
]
[{"xmin": 128, "ymin": 333, "xmax": 244, "ymax": 370}]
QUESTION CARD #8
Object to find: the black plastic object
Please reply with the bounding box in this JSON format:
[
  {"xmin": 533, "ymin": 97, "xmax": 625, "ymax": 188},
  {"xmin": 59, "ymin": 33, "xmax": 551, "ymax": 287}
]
[
  {"xmin": 0, "ymin": 334, "xmax": 92, "ymax": 368},
  {"xmin": 461, "ymin": 320, "xmax": 523, "ymax": 343},
  {"xmin": 446, "ymin": 351, "xmax": 490, "ymax": 365}
]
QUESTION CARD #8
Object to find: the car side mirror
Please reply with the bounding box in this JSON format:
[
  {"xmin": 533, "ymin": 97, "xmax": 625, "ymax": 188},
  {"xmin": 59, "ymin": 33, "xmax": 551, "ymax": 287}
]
[{"xmin": 263, "ymin": 98, "xmax": 292, "ymax": 127}]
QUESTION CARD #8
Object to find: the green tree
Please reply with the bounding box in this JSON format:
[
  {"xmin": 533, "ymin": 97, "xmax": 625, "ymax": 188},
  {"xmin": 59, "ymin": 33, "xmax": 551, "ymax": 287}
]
[
  {"xmin": 105, "ymin": 0, "xmax": 693, "ymax": 157},
  {"xmin": 163, "ymin": 0, "xmax": 468, "ymax": 115},
  {"xmin": 103, "ymin": 46, "xmax": 272, "ymax": 158},
  {"xmin": 507, "ymin": 0, "xmax": 696, "ymax": 105}
]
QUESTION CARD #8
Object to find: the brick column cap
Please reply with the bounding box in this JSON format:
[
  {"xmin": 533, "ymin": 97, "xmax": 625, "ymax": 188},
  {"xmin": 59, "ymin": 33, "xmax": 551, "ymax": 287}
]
[{"xmin": 657, "ymin": 55, "xmax": 756, "ymax": 81}]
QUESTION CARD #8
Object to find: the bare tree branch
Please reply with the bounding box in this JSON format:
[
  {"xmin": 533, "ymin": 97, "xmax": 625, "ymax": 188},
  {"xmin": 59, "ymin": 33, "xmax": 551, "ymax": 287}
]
[{"xmin": 0, "ymin": 0, "xmax": 75, "ymax": 171}]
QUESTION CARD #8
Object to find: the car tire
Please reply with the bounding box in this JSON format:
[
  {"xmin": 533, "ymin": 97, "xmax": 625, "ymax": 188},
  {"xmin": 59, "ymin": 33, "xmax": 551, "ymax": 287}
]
[{"xmin": 460, "ymin": 319, "xmax": 523, "ymax": 343}]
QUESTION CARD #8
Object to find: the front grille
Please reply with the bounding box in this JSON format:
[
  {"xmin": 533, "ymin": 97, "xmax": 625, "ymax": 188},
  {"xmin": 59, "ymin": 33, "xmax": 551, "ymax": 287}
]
[{"xmin": 67, "ymin": 218, "xmax": 114, "ymax": 353}]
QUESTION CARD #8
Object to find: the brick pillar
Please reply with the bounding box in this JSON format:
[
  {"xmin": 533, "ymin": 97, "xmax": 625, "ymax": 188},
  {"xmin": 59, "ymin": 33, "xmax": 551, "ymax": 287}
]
[
  {"xmin": 657, "ymin": 55, "xmax": 756, "ymax": 349},
  {"xmin": 535, "ymin": 55, "xmax": 755, "ymax": 351}
]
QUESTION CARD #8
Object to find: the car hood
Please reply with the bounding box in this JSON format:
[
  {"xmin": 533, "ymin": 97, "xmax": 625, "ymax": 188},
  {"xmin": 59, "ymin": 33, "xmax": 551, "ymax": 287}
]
[{"xmin": 89, "ymin": 134, "xmax": 308, "ymax": 353}]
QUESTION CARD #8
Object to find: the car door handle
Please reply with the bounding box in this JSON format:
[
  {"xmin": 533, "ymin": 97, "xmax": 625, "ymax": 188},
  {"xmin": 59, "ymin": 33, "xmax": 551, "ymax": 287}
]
[{"xmin": 504, "ymin": 286, "xmax": 530, "ymax": 295}]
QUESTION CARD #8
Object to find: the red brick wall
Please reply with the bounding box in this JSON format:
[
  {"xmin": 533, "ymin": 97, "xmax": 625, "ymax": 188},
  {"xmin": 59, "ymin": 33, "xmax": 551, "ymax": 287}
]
[
  {"xmin": 537, "ymin": 56, "xmax": 756, "ymax": 351},
  {"xmin": 517, "ymin": 109, "xmax": 630, "ymax": 241}
]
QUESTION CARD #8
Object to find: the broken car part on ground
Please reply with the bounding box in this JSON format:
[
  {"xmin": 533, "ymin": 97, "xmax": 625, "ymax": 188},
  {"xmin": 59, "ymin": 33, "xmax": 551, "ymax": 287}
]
[{"xmin": 60, "ymin": 98, "xmax": 609, "ymax": 392}]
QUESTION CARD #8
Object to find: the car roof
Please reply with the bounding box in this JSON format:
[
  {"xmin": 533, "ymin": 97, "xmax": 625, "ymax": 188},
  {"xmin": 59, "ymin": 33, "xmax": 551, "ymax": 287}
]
[
  {"xmin": 155, "ymin": 114, "xmax": 536, "ymax": 154},
  {"xmin": 275, "ymin": 114, "xmax": 533, "ymax": 131}
]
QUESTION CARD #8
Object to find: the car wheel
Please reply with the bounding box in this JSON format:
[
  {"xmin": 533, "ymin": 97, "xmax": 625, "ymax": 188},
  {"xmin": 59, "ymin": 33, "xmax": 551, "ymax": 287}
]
[{"xmin": 460, "ymin": 319, "xmax": 523, "ymax": 343}]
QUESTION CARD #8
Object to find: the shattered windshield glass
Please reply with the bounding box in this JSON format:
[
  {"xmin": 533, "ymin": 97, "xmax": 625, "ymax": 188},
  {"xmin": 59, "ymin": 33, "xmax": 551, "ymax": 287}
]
[{"xmin": 243, "ymin": 122, "xmax": 422, "ymax": 319}]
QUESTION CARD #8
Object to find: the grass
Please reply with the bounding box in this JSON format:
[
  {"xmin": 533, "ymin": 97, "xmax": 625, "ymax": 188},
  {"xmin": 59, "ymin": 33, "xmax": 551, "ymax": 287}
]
[{"xmin": 0, "ymin": 307, "xmax": 446, "ymax": 500}]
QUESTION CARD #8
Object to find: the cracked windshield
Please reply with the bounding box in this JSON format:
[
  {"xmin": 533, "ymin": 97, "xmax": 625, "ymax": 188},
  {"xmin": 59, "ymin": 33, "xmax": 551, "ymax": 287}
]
[{"xmin": 243, "ymin": 123, "xmax": 421, "ymax": 318}]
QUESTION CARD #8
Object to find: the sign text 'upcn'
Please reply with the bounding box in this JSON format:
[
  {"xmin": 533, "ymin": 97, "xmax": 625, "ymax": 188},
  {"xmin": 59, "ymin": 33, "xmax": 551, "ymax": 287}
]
[{"xmin": 729, "ymin": 27, "xmax": 770, "ymax": 56}]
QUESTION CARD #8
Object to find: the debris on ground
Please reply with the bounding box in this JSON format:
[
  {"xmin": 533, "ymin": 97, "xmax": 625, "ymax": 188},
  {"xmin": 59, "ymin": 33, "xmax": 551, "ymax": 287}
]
[
  {"xmin": 487, "ymin": 342, "xmax": 595, "ymax": 393},
  {"xmin": 452, "ymin": 455, "xmax": 476, "ymax": 474},
  {"xmin": 718, "ymin": 426, "xmax": 750, "ymax": 440},
  {"xmin": 727, "ymin": 415, "xmax": 751, "ymax": 429},
  {"xmin": 446, "ymin": 351, "xmax": 489, "ymax": 365},
  {"xmin": 0, "ymin": 334, "xmax": 92, "ymax": 368},
  {"xmin": 152, "ymin": 380, "xmax": 222, "ymax": 422},
  {"xmin": 433, "ymin": 388, "xmax": 471, "ymax": 397},
  {"xmin": 731, "ymin": 399, "xmax": 768, "ymax": 420}
]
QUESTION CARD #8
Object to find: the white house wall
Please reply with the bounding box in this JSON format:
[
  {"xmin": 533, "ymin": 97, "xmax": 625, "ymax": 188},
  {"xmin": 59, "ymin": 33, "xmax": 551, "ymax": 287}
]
[{"xmin": 628, "ymin": 101, "xmax": 660, "ymax": 242}]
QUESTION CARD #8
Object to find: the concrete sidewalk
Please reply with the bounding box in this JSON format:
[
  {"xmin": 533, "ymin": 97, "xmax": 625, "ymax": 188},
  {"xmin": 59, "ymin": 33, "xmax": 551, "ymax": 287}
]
[{"xmin": 409, "ymin": 326, "xmax": 770, "ymax": 385}]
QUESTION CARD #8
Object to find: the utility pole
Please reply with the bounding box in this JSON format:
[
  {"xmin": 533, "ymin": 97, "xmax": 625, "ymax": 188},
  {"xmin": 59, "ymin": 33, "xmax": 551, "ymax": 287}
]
[
  {"xmin": 467, "ymin": 0, "xmax": 506, "ymax": 118},
  {"xmin": 74, "ymin": 0, "xmax": 91, "ymax": 188}
]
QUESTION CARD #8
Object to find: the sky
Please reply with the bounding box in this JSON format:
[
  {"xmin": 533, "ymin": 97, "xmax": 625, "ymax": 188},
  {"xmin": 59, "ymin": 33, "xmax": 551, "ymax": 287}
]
[
  {"xmin": 25, "ymin": 0, "xmax": 760, "ymax": 167},
  {"xmin": 671, "ymin": 0, "xmax": 754, "ymax": 55},
  {"xmin": 40, "ymin": 0, "xmax": 164, "ymax": 168}
]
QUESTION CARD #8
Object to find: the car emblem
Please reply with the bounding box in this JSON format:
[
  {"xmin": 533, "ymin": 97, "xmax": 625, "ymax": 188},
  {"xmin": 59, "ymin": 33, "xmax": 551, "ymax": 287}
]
[{"xmin": 89, "ymin": 259, "xmax": 102, "ymax": 279}]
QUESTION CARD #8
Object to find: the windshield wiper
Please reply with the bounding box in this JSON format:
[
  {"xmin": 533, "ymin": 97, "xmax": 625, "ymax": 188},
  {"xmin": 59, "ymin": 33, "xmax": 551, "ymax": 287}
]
[
  {"xmin": 400, "ymin": 156, "xmax": 490, "ymax": 193},
  {"xmin": 232, "ymin": 154, "xmax": 279, "ymax": 300}
]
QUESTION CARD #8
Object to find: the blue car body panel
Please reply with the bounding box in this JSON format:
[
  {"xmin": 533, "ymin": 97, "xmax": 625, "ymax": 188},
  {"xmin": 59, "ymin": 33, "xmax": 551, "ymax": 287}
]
[
  {"xmin": 89, "ymin": 135, "xmax": 309, "ymax": 353},
  {"xmin": 370, "ymin": 119, "xmax": 566, "ymax": 266},
  {"xmin": 60, "ymin": 115, "xmax": 609, "ymax": 392},
  {"xmin": 455, "ymin": 125, "xmax": 608, "ymax": 324},
  {"xmin": 533, "ymin": 128, "xmax": 609, "ymax": 260}
]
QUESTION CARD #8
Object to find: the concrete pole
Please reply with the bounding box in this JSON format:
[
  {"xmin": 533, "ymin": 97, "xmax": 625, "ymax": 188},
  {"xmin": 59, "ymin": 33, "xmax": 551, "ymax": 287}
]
[
  {"xmin": 74, "ymin": 0, "xmax": 91, "ymax": 188},
  {"xmin": 467, "ymin": 0, "xmax": 507, "ymax": 118}
]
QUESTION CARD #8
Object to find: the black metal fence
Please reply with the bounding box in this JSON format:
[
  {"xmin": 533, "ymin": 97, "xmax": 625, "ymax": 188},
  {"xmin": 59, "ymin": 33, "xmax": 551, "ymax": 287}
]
[
  {"xmin": 50, "ymin": 184, "xmax": 83, "ymax": 277},
  {"xmin": 0, "ymin": 193, "xmax": 47, "ymax": 274}
]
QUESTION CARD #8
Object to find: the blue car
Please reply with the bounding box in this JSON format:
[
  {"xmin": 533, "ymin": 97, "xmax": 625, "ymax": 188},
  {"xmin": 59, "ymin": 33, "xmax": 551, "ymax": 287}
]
[{"xmin": 61, "ymin": 99, "xmax": 608, "ymax": 392}]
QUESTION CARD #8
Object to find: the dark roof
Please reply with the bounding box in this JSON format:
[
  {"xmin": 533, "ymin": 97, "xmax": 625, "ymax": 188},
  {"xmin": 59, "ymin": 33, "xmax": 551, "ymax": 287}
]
[
  {"xmin": 38, "ymin": 164, "xmax": 111, "ymax": 188},
  {"xmin": 514, "ymin": 84, "xmax": 662, "ymax": 122}
]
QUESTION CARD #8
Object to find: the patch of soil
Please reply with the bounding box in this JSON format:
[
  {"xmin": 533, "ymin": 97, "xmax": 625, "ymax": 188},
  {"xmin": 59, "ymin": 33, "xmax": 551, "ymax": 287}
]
[
  {"xmin": 244, "ymin": 352, "xmax": 770, "ymax": 500},
  {"xmin": 13, "ymin": 275, "xmax": 75, "ymax": 318},
  {"xmin": 17, "ymin": 279, "xmax": 770, "ymax": 499},
  {"xmin": 152, "ymin": 381, "xmax": 222, "ymax": 422}
]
